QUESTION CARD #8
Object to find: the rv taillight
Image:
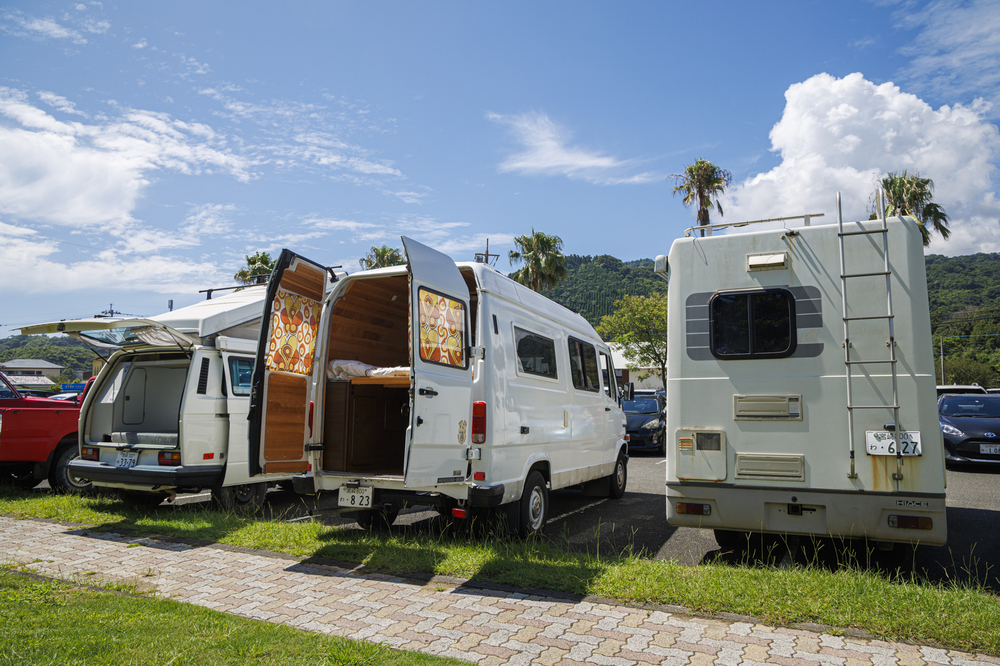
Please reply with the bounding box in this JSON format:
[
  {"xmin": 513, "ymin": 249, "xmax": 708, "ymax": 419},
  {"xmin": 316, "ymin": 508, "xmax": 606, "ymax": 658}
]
[
  {"xmin": 472, "ymin": 401, "xmax": 486, "ymax": 444},
  {"xmin": 675, "ymin": 502, "xmax": 711, "ymax": 516},
  {"xmin": 473, "ymin": 472, "xmax": 486, "ymax": 481},
  {"xmin": 158, "ymin": 452, "xmax": 181, "ymax": 466},
  {"xmin": 452, "ymin": 508, "xmax": 468, "ymax": 519},
  {"xmin": 308, "ymin": 401, "xmax": 314, "ymax": 437},
  {"xmin": 889, "ymin": 515, "xmax": 933, "ymax": 530},
  {"xmin": 81, "ymin": 447, "xmax": 99, "ymax": 461}
]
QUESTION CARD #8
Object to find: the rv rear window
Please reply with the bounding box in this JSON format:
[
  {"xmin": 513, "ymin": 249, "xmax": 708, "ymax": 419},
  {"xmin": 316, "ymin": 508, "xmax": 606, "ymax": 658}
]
[
  {"xmin": 514, "ymin": 327, "xmax": 558, "ymax": 379},
  {"xmin": 228, "ymin": 357, "xmax": 254, "ymax": 396},
  {"xmin": 710, "ymin": 289, "xmax": 796, "ymax": 359},
  {"xmin": 417, "ymin": 287, "xmax": 468, "ymax": 369},
  {"xmin": 568, "ymin": 338, "xmax": 600, "ymax": 392}
]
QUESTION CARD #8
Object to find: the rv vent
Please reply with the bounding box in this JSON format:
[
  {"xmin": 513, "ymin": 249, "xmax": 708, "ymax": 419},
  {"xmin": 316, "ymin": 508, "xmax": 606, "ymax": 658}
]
[
  {"xmin": 197, "ymin": 358, "xmax": 210, "ymax": 395},
  {"xmin": 735, "ymin": 453, "xmax": 805, "ymax": 481},
  {"xmin": 733, "ymin": 394, "xmax": 802, "ymax": 420},
  {"xmin": 678, "ymin": 437, "xmax": 694, "ymax": 452},
  {"xmin": 746, "ymin": 251, "xmax": 789, "ymax": 272}
]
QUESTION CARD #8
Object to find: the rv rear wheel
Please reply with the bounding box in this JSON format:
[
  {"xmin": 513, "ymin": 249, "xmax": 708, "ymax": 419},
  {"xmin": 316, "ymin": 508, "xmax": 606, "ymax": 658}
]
[
  {"xmin": 607, "ymin": 452, "xmax": 627, "ymax": 499},
  {"xmin": 49, "ymin": 446, "xmax": 93, "ymax": 494},
  {"xmin": 356, "ymin": 505, "xmax": 399, "ymax": 531},
  {"xmin": 212, "ymin": 483, "xmax": 267, "ymax": 514},
  {"xmin": 518, "ymin": 471, "xmax": 549, "ymax": 537}
]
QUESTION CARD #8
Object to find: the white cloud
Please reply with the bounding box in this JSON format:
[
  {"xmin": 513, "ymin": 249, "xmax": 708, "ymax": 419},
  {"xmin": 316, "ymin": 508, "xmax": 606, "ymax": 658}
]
[
  {"xmin": 489, "ymin": 111, "xmax": 660, "ymax": 185},
  {"xmin": 1, "ymin": 11, "xmax": 87, "ymax": 44},
  {"xmin": 37, "ymin": 91, "xmax": 87, "ymax": 117},
  {"xmin": 133, "ymin": 38, "xmax": 147, "ymax": 49},
  {"xmin": 179, "ymin": 203, "xmax": 236, "ymax": 236},
  {"xmin": 0, "ymin": 88, "xmax": 254, "ymax": 231},
  {"xmin": 724, "ymin": 73, "xmax": 1000, "ymax": 256},
  {"xmin": 894, "ymin": 0, "xmax": 1000, "ymax": 118}
]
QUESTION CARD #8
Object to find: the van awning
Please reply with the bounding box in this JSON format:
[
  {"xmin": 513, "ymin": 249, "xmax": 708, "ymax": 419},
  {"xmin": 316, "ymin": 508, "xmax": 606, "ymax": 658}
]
[{"xmin": 19, "ymin": 318, "xmax": 197, "ymax": 350}]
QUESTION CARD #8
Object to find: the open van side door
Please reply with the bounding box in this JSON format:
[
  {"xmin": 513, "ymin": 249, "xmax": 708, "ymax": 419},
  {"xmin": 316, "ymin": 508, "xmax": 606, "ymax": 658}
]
[
  {"xmin": 247, "ymin": 250, "xmax": 328, "ymax": 476},
  {"xmin": 402, "ymin": 236, "xmax": 474, "ymax": 488}
]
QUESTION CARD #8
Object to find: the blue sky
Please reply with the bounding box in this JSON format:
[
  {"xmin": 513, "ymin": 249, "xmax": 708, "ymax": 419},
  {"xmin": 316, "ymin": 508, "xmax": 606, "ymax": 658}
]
[{"xmin": 2, "ymin": 0, "xmax": 1000, "ymax": 337}]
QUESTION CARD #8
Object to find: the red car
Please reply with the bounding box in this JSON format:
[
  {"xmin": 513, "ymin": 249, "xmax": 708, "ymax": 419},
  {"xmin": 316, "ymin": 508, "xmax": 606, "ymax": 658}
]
[{"xmin": 0, "ymin": 372, "xmax": 93, "ymax": 492}]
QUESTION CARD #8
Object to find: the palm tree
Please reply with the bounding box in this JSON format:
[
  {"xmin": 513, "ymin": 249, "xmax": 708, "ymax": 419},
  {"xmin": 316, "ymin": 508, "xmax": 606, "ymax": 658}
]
[
  {"xmin": 508, "ymin": 229, "xmax": 567, "ymax": 292},
  {"xmin": 669, "ymin": 158, "xmax": 733, "ymax": 236},
  {"xmin": 234, "ymin": 251, "xmax": 275, "ymax": 285},
  {"xmin": 872, "ymin": 171, "xmax": 950, "ymax": 247},
  {"xmin": 359, "ymin": 244, "xmax": 405, "ymax": 270}
]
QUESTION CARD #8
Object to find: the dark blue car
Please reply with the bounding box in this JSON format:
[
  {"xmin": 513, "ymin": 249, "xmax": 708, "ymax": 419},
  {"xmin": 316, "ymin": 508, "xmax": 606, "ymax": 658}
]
[
  {"xmin": 939, "ymin": 394, "xmax": 1000, "ymax": 466},
  {"xmin": 623, "ymin": 395, "xmax": 666, "ymax": 455}
]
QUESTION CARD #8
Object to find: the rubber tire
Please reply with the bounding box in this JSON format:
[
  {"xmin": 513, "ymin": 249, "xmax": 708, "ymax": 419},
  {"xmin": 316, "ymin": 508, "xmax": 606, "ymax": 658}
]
[
  {"xmin": 118, "ymin": 490, "xmax": 167, "ymax": 509},
  {"xmin": 49, "ymin": 446, "xmax": 93, "ymax": 494},
  {"xmin": 714, "ymin": 529, "xmax": 750, "ymax": 552},
  {"xmin": 607, "ymin": 451, "xmax": 627, "ymax": 499},
  {"xmin": 356, "ymin": 504, "xmax": 400, "ymax": 531},
  {"xmin": 212, "ymin": 483, "xmax": 268, "ymax": 514},
  {"xmin": 1, "ymin": 465, "xmax": 40, "ymax": 490},
  {"xmin": 518, "ymin": 471, "xmax": 549, "ymax": 537}
]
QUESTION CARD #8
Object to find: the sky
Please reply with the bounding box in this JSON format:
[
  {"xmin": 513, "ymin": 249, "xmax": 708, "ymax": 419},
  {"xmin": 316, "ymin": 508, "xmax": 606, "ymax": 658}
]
[{"xmin": 2, "ymin": 0, "xmax": 1000, "ymax": 338}]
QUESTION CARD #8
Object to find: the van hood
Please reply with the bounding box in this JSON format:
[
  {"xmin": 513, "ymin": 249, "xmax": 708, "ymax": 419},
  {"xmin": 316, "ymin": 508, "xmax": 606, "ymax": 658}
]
[{"xmin": 18, "ymin": 318, "xmax": 197, "ymax": 350}]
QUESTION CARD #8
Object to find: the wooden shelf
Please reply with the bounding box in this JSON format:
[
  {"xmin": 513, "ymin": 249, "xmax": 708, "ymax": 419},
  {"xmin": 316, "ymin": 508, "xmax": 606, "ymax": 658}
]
[{"xmin": 348, "ymin": 375, "xmax": 410, "ymax": 388}]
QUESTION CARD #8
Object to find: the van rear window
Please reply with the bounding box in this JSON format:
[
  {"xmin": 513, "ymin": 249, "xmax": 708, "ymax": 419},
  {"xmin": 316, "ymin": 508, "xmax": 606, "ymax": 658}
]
[
  {"xmin": 514, "ymin": 327, "xmax": 558, "ymax": 379},
  {"xmin": 568, "ymin": 338, "xmax": 600, "ymax": 392},
  {"xmin": 417, "ymin": 287, "xmax": 467, "ymax": 368},
  {"xmin": 710, "ymin": 289, "xmax": 796, "ymax": 359}
]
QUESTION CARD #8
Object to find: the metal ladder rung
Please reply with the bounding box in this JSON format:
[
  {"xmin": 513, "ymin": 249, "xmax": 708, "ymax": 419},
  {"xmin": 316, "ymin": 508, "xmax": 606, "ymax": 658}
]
[
  {"xmin": 847, "ymin": 404, "xmax": 900, "ymax": 410},
  {"xmin": 846, "ymin": 359, "xmax": 896, "ymax": 365},
  {"xmin": 842, "ymin": 271, "xmax": 891, "ymax": 278},
  {"xmin": 839, "ymin": 228, "xmax": 888, "ymax": 237},
  {"xmin": 844, "ymin": 315, "xmax": 893, "ymax": 321}
]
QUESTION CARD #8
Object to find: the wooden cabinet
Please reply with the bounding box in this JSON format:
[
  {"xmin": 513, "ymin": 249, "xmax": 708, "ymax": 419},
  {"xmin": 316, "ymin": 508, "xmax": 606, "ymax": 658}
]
[{"xmin": 321, "ymin": 380, "xmax": 408, "ymax": 475}]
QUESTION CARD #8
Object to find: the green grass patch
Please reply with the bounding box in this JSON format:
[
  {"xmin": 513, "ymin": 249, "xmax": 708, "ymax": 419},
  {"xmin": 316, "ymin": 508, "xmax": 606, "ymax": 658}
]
[
  {"xmin": 0, "ymin": 569, "xmax": 463, "ymax": 665},
  {"xmin": 3, "ymin": 489, "xmax": 1000, "ymax": 655}
]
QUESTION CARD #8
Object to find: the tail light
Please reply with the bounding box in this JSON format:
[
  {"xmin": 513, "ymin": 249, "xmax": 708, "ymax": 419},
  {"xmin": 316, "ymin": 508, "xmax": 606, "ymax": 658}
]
[
  {"xmin": 473, "ymin": 472, "xmax": 486, "ymax": 481},
  {"xmin": 889, "ymin": 515, "xmax": 932, "ymax": 530},
  {"xmin": 675, "ymin": 502, "xmax": 711, "ymax": 516},
  {"xmin": 158, "ymin": 452, "xmax": 181, "ymax": 466},
  {"xmin": 308, "ymin": 400, "xmax": 314, "ymax": 437},
  {"xmin": 452, "ymin": 508, "xmax": 468, "ymax": 519},
  {"xmin": 81, "ymin": 447, "xmax": 99, "ymax": 461},
  {"xmin": 472, "ymin": 401, "xmax": 486, "ymax": 444}
]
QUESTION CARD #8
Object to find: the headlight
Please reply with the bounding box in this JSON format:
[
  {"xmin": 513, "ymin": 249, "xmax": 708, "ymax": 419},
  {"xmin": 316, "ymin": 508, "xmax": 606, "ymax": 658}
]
[
  {"xmin": 641, "ymin": 418, "xmax": 660, "ymax": 430},
  {"xmin": 941, "ymin": 423, "xmax": 964, "ymax": 437}
]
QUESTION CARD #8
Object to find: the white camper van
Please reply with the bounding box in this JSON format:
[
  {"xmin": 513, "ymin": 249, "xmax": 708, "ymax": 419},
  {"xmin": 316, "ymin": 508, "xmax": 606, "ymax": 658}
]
[
  {"xmin": 655, "ymin": 198, "xmax": 946, "ymax": 546},
  {"xmin": 248, "ymin": 237, "xmax": 629, "ymax": 534},
  {"xmin": 21, "ymin": 287, "xmax": 294, "ymax": 510}
]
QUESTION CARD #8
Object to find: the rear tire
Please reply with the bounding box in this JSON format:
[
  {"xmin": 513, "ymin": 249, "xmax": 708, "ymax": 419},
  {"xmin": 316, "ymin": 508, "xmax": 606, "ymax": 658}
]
[
  {"xmin": 518, "ymin": 471, "xmax": 548, "ymax": 537},
  {"xmin": 607, "ymin": 451, "xmax": 627, "ymax": 499},
  {"xmin": 49, "ymin": 446, "xmax": 93, "ymax": 494},
  {"xmin": 356, "ymin": 504, "xmax": 399, "ymax": 531},
  {"xmin": 212, "ymin": 483, "xmax": 268, "ymax": 514}
]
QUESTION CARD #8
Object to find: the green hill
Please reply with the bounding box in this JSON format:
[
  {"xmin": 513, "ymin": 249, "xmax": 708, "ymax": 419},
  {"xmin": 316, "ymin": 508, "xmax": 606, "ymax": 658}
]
[
  {"xmin": 540, "ymin": 255, "xmax": 666, "ymax": 326},
  {"xmin": 0, "ymin": 335, "xmax": 96, "ymax": 383}
]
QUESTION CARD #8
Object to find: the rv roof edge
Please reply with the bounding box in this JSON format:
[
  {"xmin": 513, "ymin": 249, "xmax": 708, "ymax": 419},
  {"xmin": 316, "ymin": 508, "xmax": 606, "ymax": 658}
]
[{"xmin": 684, "ymin": 212, "xmax": 825, "ymax": 238}]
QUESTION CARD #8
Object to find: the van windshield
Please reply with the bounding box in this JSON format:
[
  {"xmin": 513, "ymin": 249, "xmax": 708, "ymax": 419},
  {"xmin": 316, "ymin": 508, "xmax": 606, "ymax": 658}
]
[{"xmin": 623, "ymin": 399, "xmax": 659, "ymax": 414}]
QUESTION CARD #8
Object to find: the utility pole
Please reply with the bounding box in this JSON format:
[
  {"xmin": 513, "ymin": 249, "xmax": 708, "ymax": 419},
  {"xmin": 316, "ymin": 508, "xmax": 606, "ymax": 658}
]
[
  {"xmin": 940, "ymin": 335, "xmax": 945, "ymax": 384},
  {"xmin": 474, "ymin": 238, "xmax": 500, "ymax": 266},
  {"xmin": 97, "ymin": 304, "xmax": 123, "ymax": 317}
]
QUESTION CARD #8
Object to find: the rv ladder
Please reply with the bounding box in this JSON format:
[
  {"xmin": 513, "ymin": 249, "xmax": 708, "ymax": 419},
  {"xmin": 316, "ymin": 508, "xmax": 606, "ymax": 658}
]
[{"xmin": 837, "ymin": 189, "xmax": 903, "ymax": 487}]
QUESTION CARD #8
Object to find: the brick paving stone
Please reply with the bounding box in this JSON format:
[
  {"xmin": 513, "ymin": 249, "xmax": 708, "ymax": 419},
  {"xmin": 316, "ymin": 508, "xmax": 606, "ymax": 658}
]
[{"xmin": 1, "ymin": 516, "xmax": 998, "ymax": 666}]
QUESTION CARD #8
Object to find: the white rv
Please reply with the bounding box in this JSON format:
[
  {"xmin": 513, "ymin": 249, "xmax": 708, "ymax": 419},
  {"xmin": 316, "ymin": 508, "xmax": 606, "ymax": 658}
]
[
  {"xmin": 655, "ymin": 198, "xmax": 946, "ymax": 546},
  {"xmin": 248, "ymin": 237, "xmax": 628, "ymax": 535},
  {"xmin": 21, "ymin": 287, "xmax": 293, "ymax": 510}
]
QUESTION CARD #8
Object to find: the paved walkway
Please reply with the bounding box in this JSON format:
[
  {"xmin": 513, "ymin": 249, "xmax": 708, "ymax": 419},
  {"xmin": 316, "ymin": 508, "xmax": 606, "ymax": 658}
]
[{"xmin": 1, "ymin": 516, "xmax": 995, "ymax": 666}]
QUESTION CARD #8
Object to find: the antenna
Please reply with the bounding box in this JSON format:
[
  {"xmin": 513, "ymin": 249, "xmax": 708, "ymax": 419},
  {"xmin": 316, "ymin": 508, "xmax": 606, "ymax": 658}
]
[
  {"xmin": 96, "ymin": 304, "xmax": 124, "ymax": 318},
  {"xmin": 474, "ymin": 238, "xmax": 500, "ymax": 266}
]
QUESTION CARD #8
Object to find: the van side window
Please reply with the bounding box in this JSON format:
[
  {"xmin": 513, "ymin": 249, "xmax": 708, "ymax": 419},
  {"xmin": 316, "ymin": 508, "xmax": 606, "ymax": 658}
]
[
  {"xmin": 568, "ymin": 338, "xmax": 600, "ymax": 392},
  {"xmin": 599, "ymin": 351, "xmax": 617, "ymax": 400},
  {"xmin": 228, "ymin": 357, "xmax": 254, "ymax": 396},
  {"xmin": 710, "ymin": 289, "xmax": 796, "ymax": 359},
  {"xmin": 514, "ymin": 327, "xmax": 557, "ymax": 379},
  {"xmin": 417, "ymin": 287, "xmax": 468, "ymax": 368}
]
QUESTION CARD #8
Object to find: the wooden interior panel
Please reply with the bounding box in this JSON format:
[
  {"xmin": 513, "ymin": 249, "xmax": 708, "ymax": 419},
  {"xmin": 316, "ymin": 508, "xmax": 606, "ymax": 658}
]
[
  {"xmin": 280, "ymin": 261, "xmax": 325, "ymax": 301},
  {"xmin": 327, "ymin": 275, "xmax": 409, "ymax": 367},
  {"xmin": 459, "ymin": 268, "xmax": 479, "ymax": 344},
  {"xmin": 321, "ymin": 380, "xmax": 349, "ymax": 472},
  {"xmin": 347, "ymin": 385, "xmax": 407, "ymax": 475},
  {"xmin": 264, "ymin": 461, "xmax": 309, "ymax": 474},
  {"xmin": 263, "ymin": 372, "xmax": 307, "ymax": 461}
]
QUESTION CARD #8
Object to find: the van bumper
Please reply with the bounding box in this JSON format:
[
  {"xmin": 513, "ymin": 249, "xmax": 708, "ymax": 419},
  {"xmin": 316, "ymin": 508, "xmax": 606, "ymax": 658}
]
[
  {"xmin": 68, "ymin": 459, "xmax": 224, "ymax": 489},
  {"xmin": 468, "ymin": 483, "xmax": 505, "ymax": 507}
]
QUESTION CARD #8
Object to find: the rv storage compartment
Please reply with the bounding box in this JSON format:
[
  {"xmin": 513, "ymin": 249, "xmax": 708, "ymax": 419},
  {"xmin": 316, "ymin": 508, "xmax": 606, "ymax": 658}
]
[
  {"xmin": 322, "ymin": 379, "xmax": 408, "ymax": 475},
  {"xmin": 89, "ymin": 353, "xmax": 188, "ymax": 446}
]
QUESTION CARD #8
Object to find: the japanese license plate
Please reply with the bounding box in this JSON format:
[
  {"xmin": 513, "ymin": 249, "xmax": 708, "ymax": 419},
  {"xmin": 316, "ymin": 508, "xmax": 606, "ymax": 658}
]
[
  {"xmin": 980, "ymin": 443, "xmax": 1000, "ymax": 454},
  {"xmin": 866, "ymin": 431, "xmax": 922, "ymax": 456},
  {"xmin": 338, "ymin": 485, "xmax": 373, "ymax": 508},
  {"xmin": 115, "ymin": 451, "xmax": 139, "ymax": 469}
]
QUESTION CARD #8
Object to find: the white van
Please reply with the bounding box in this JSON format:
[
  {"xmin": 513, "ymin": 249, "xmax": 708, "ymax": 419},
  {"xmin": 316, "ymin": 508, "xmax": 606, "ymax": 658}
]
[
  {"xmin": 21, "ymin": 286, "xmax": 293, "ymax": 510},
  {"xmin": 655, "ymin": 197, "xmax": 947, "ymax": 547},
  {"xmin": 248, "ymin": 237, "xmax": 629, "ymax": 534}
]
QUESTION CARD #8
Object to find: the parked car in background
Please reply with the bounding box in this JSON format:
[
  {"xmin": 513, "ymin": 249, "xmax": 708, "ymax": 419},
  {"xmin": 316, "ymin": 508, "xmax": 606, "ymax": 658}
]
[
  {"xmin": 0, "ymin": 372, "xmax": 93, "ymax": 492},
  {"xmin": 939, "ymin": 393, "xmax": 1000, "ymax": 466},
  {"xmin": 937, "ymin": 384, "xmax": 987, "ymax": 396},
  {"xmin": 623, "ymin": 394, "xmax": 666, "ymax": 455}
]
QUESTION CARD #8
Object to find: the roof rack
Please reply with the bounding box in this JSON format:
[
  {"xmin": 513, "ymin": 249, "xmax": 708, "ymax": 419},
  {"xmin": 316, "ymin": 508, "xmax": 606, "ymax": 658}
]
[{"xmin": 684, "ymin": 213, "xmax": 825, "ymax": 238}]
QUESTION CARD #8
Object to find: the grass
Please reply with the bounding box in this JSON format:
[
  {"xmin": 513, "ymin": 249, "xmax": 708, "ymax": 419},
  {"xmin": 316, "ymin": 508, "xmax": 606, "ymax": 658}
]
[
  {"xmin": 0, "ymin": 569, "xmax": 464, "ymax": 666},
  {"xmin": 2, "ymin": 488, "xmax": 999, "ymax": 655}
]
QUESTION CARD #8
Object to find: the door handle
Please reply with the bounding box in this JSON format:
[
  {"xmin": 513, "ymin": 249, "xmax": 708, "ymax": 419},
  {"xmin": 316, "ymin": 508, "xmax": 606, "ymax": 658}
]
[{"xmin": 418, "ymin": 388, "xmax": 438, "ymax": 397}]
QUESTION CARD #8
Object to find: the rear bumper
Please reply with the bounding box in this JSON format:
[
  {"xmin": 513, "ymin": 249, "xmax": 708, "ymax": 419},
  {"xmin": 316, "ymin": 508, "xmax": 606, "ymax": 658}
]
[
  {"xmin": 468, "ymin": 483, "xmax": 505, "ymax": 507},
  {"xmin": 68, "ymin": 459, "xmax": 224, "ymax": 490}
]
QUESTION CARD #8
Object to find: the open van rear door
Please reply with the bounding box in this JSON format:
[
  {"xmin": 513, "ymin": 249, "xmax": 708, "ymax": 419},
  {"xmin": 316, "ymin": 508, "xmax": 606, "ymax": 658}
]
[
  {"xmin": 19, "ymin": 318, "xmax": 196, "ymax": 350},
  {"xmin": 247, "ymin": 250, "xmax": 328, "ymax": 476},
  {"xmin": 402, "ymin": 236, "xmax": 474, "ymax": 488}
]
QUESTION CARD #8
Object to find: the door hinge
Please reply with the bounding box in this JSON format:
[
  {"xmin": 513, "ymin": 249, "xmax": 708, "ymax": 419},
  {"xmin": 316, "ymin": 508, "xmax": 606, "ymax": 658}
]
[{"xmin": 470, "ymin": 346, "xmax": 486, "ymax": 361}]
